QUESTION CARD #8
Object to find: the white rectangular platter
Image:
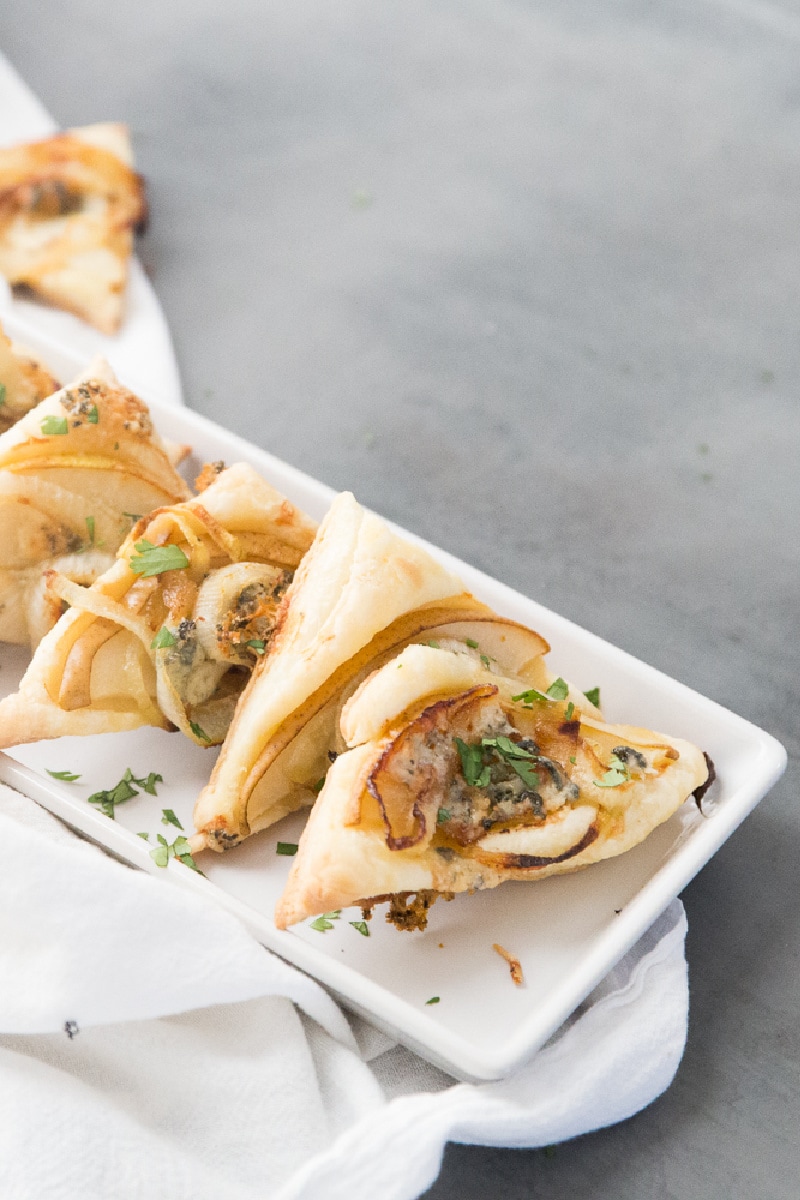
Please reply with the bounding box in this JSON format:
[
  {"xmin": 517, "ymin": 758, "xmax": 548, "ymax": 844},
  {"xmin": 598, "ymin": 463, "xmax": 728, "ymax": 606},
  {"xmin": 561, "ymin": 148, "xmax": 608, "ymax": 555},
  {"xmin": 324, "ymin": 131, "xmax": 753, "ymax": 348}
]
[{"xmin": 0, "ymin": 315, "xmax": 787, "ymax": 1081}]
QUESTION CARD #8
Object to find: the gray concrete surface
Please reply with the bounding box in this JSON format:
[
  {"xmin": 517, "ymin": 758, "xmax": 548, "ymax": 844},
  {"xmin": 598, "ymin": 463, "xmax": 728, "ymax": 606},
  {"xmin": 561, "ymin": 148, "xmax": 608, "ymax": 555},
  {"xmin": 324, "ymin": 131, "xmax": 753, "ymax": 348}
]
[{"xmin": 3, "ymin": 1, "xmax": 798, "ymax": 1195}]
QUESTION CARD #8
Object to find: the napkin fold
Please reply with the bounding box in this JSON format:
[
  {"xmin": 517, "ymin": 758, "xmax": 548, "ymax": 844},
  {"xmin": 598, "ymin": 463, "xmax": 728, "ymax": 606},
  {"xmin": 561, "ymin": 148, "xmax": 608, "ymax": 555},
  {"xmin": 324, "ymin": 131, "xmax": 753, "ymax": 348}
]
[{"xmin": 0, "ymin": 781, "xmax": 689, "ymax": 1200}]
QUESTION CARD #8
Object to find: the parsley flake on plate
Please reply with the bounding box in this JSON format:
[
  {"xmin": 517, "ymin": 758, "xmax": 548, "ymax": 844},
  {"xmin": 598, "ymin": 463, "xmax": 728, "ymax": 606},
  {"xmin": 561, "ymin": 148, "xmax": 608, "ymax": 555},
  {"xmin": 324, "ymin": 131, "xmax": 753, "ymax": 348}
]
[
  {"xmin": 350, "ymin": 921, "xmax": 370, "ymax": 937},
  {"xmin": 46, "ymin": 769, "xmax": 80, "ymax": 782},
  {"xmin": 129, "ymin": 539, "xmax": 189, "ymax": 577},
  {"xmin": 86, "ymin": 767, "xmax": 163, "ymax": 818},
  {"xmin": 161, "ymin": 808, "xmax": 183, "ymax": 830},
  {"xmin": 583, "ymin": 686, "xmax": 601, "ymax": 708},
  {"xmin": 425, "ymin": 996, "xmax": 440, "ymax": 1006},
  {"xmin": 150, "ymin": 833, "xmax": 203, "ymax": 873},
  {"xmin": 276, "ymin": 841, "xmax": 298, "ymax": 856}
]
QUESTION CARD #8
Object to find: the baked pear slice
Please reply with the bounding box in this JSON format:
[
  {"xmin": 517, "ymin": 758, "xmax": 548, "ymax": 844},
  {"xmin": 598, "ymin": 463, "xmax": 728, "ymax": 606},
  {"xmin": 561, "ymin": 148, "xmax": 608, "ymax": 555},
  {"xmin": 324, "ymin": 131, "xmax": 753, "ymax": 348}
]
[
  {"xmin": 0, "ymin": 319, "xmax": 60, "ymax": 432},
  {"xmin": 0, "ymin": 123, "xmax": 147, "ymax": 333},
  {"xmin": 0, "ymin": 360, "xmax": 189, "ymax": 647},
  {"xmin": 192, "ymin": 491, "xmax": 553, "ymax": 852},
  {"xmin": 0, "ymin": 463, "xmax": 317, "ymax": 748},
  {"xmin": 274, "ymin": 643, "xmax": 709, "ymax": 930}
]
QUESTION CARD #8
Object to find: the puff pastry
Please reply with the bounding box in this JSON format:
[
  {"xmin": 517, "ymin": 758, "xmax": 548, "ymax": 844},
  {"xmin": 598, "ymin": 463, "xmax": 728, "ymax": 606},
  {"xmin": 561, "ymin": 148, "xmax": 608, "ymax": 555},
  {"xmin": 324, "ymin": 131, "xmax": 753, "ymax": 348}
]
[
  {"xmin": 275, "ymin": 643, "xmax": 709, "ymax": 929},
  {"xmin": 0, "ymin": 123, "xmax": 147, "ymax": 333},
  {"xmin": 0, "ymin": 462, "xmax": 317, "ymax": 747},
  {"xmin": 0, "ymin": 319, "xmax": 60, "ymax": 432},
  {"xmin": 192, "ymin": 491, "xmax": 553, "ymax": 851},
  {"xmin": 0, "ymin": 360, "xmax": 189, "ymax": 647}
]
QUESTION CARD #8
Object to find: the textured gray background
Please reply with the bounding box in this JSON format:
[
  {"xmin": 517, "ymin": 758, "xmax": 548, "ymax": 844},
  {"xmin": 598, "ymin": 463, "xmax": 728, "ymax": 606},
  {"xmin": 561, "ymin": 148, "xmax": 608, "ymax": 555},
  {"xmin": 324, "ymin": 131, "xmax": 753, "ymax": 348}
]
[{"xmin": 3, "ymin": 1, "xmax": 799, "ymax": 1196}]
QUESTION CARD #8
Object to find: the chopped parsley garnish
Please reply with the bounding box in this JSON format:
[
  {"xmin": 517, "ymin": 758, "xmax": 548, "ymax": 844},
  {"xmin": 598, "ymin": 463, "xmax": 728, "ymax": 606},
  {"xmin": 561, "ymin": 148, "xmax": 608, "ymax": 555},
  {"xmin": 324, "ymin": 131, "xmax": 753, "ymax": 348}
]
[
  {"xmin": 161, "ymin": 808, "xmax": 183, "ymax": 829},
  {"xmin": 41, "ymin": 414, "xmax": 69, "ymax": 436},
  {"xmin": 247, "ymin": 639, "xmax": 266, "ymax": 655},
  {"xmin": 454, "ymin": 737, "xmax": 491, "ymax": 788},
  {"xmin": 310, "ymin": 910, "xmax": 341, "ymax": 932},
  {"xmin": 594, "ymin": 754, "xmax": 630, "ymax": 788},
  {"xmin": 455, "ymin": 735, "xmax": 541, "ymax": 790},
  {"xmin": 350, "ymin": 920, "xmax": 370, "ymax": 936},
  {"xmin": 425, "ymin": 996, "xmax": 440, "ymax": 1005},
  {"xmin": 512, "ymin": 678, "xmax": 569, "ymax": 706},
  {"xmin": 87, "ymin": 772, "xmax": 138, "ymax": 818},
  {"xmin": 511, "ymin": 685, "xmax": 551, "ymax": 705},
  {"xmin": 437, "ymin": 807, "xmax": 451, "ymax": 824},
  {"xmin": 85, "ymin": 515, "xmax": 96, "ymax": 545},
  {"xmin": 465, "ymin": 638, "xmax": 479, "ymax": 650},
  {"xmin": 480, "ymin": 653, "xmax": 491, "ymax": 669},
  {"xmin": 86, "ymin": 767, "xmax": 163, "ymax": 818},
  {"xmin": 151, "ymin": 626, "xmax": 177, "ymax": 649},
  {"xmin": 86, "ymin": 404, "xmax": 99, "ymax": 424},
  {"xmin": 546, "ymin": 677, "xmax": 569, "ymax": 701},
  {"xmin": 47, "ymin": 769, "xmax": 80, "ymax": 781},
  {"xmin": 134, "ymin": 771, "xmax": 163, "ymax": 795},
  {"xmin": 189, "ymin": 721, "xmax": 212, "ymax": 743},
  {"xmin": 481, "ymin": 736, "xmax": 540, "ymax": 789},
  {"xmin": 137, "ymin": 832, "xmax": 150, "ymax": 841},
  {"xmin": 150, "ymin": 833, "xmax": 203, "ymax": 873},
  {"xmin": 569, "ymin": 755, "xmax": 577, "ymax": 765},
  {"xmin": 425, "ymin": 639, "xmax": 440, "ymax": 649},
  {"xmin": 129, "ymin": 539, "xmax": 190, "ymax": 577},
  {"xmin": 565, "ymin": 701, "xmax": 575, "ymax": 721},
  {"xmin": 312, "ymin": 777, "xmax": 326, "ymax": 793},
  {"xmin": 583, "ymin": 686, "xmax": 601, "ymax": 708},
  {"xmin": 276, "ymin": 841, "xmax": 298, "ymax": 856},
  {"xmin": 0, "ymin": 383, "xmax": 5, "ymax": 406}
]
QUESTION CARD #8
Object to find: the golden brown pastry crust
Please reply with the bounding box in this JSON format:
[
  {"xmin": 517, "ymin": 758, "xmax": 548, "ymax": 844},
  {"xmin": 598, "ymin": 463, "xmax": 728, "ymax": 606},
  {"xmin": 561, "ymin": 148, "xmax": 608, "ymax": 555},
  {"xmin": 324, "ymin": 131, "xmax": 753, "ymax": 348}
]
[
  {"xmin": 0, "ymin": 463, "xmax": 317, "ymax": 747},
  {"xmin": 274, "ymin": 648, "xmax": 709, "ymax": 929},
  {"xmin": 191, "ymin": 491, "xmax": 518, "ymax": 851},
  {"xmin": 0, "ymin": 362, "xmax": 189, "ymax": 648},
  {"xmin": 0, "ymin": 123, "xmax": 147, "ymax": 333},
  {"xmin": 0, "ymin": 319, "xmax": 60, "ymax": 432}
]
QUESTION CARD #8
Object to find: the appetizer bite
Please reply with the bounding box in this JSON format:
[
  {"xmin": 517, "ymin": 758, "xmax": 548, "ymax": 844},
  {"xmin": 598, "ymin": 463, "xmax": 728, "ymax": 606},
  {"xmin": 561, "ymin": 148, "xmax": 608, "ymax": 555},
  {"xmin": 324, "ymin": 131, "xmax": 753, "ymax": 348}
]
[
  {"xmin": 274, "ymin": 643, "xmax": 709, "ymax": 931},
  {"xmin": 0, "ymin": 123, "xmax": 147, "ymax": 333},
  {"xmin": 0, "ymin": 319, "xmax": 60, "ymax": 432},
  {"xmin": 191, "ymin": 492, "xmax": 556, "ymax": 851},
  {"xmin": 0, "ymin": 463, "xmax": 317, "ymax": 746},
  {"xmin": 0, "ymin": 361, "xmax": 189, "ymax": 648}
]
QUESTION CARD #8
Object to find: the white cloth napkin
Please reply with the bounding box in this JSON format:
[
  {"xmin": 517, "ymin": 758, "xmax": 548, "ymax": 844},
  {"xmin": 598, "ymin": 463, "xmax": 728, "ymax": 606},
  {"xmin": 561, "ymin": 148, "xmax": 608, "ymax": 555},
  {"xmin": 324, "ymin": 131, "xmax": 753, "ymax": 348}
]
[{"xmin": 0, "ymin": 781, "xmax": 689, "ymax": 1200}]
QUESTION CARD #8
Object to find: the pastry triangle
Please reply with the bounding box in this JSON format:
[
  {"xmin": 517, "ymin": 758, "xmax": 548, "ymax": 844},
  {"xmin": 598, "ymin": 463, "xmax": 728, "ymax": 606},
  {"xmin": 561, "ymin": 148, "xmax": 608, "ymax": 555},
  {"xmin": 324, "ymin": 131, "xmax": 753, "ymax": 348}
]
[
  {"xmin": 0, "ymin": 319, "xmax": 60, "ymax": 432},
  {"xmin": 0, "ymin": 462, "xmax": 317, "ymax": 747},
  {"xmin": 0, "ymin": 360, "xmax": 189, "ymax": 647},
  {"xmin": 192, "ymin": 492, "xmax": 551, "ymax": 850},
  {"xmin": 0, "ymin": 123, "xmax": 147, "ymax": 333},
  {"xmin": 275, "ymin": 643, "xmax": 709, "ymax": 929}
]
